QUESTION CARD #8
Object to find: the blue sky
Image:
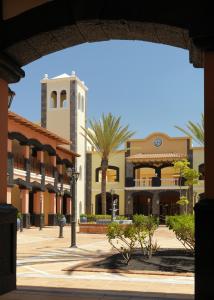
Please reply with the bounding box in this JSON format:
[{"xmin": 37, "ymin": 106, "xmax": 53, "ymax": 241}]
[{"xmin": 11, "ymin": 40, "xmax": 204, "ymax": 144}]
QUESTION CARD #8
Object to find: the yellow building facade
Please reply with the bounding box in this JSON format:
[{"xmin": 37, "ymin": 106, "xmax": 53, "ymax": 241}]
[
  {"xmin": 86, "ymin": 150, "xmax": 125, "ymax": 215},
  {"xmin": 86, "ymin": 132, "xmax": 204, "ymax": 220}
]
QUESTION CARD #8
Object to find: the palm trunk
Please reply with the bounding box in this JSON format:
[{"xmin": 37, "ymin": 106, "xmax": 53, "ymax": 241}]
[{"xmin": 101, "ymin": 158, "xmax": 108, "ymax": 215}]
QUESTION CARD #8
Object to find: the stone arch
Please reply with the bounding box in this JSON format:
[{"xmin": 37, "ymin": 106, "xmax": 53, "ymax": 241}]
[
  {"xmin": 60, "ymin": 90, "xmax": 67, "ymax": 108},
  {"xmin": 50, "ymin": 91, "xmax": 57, "ymax": 108},
  {"xmin": 1, "ymin": 2, "xmax": 209, "ymax": 84},
  {"xmin": 132, "ymin": 191, "xmax": 153, "ymax": 215},
  {"xmin": 95, "ymin": 165, "xmax": 119, "ymax": 182}
]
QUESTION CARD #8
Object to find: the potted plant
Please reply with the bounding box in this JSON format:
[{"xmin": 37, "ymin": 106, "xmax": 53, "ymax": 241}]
[
  {"xmin": 17, "ymin": 212, "xmax": 22, "ymax": 231},
  {"xmin": 56, "ymin": 213, "xmax": 66, "ymax": 238},
  {"xmin": 80, "ymin": 213, "xmax": 87, "ymax": 223}
]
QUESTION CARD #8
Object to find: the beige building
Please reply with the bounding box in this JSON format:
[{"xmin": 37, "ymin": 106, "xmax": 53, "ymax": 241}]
[
  {"xmin": 86, "ymin": 150, "xmax": 125, "ymax": 215},
  {"xmin": 87, "ymin": 132, "xmax": 204, "ymax": 221},
  {"xmin": 41, "ymin": 72, "xmax": 88, "ymax": 219}
]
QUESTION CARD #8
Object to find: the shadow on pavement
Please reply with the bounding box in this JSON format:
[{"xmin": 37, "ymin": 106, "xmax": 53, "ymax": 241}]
[{"xmin": 0, "ymin": 286, "xmax": 194, "ymax": 300}]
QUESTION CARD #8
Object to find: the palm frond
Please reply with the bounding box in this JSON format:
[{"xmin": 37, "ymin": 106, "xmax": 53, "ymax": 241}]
[{"xmin": 175, "ymin": 113, "xmax": 204, "ymax": 146}]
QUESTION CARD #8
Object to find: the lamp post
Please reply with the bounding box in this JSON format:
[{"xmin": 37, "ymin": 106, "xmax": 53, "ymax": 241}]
[
  {"xmin": 66, "ymin": 167, "xmax": 79, "ymax": 248},
  {"xmin": 57, "ymin": 189, "xmax": 65, "ymax": 238},
  {"xmin": 39, "ymin": 193, "xmax": 43, "ymax": 230}
]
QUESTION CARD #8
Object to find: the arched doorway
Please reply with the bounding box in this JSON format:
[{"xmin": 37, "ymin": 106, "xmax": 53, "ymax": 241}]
[
  {"xmin": 95, "ymin": 193, "xmax": 119, "ymax": 215},
  {"xmin": 133, "ymin": 191, "xmax": 153, "ymax": 215},
  {"xmin": 159, "ymin": 191, "xmax": 180, "ymax": 223}
]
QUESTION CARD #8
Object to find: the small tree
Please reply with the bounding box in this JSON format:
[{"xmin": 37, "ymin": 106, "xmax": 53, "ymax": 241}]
[
  {"xmin": 166, "ymin": 215, "xmax": 195, "ymax": 254},
  {"xmin": 173, "ymin": 159, "xmax": 200, "ymax": 213},
  {"xmin": 133, "ymin": 215, "xmax": 159, "ymax": 259},
  {"xmin": 107, "ymin": 222, "xmax": 137, "ymax": 265}
]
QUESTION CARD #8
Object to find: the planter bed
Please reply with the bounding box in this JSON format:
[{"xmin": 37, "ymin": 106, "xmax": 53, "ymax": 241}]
[
  {"xmin": 79, "ymin": 222, "xmax": 131, "ymax": 234},
  {"xmin": 79, "ymin": 223, "xmax": 109, "ymax": 234}
]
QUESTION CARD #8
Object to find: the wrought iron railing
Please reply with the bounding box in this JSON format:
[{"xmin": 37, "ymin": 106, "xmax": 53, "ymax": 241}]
[{"xmin": 134, "ymin": 177, "xmax": 181, "ymax": 187}]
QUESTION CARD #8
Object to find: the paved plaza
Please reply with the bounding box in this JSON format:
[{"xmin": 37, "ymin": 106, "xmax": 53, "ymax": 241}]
[{"xmin": 0, "ymin": 226, "xmax": 194, "ymax": 300}]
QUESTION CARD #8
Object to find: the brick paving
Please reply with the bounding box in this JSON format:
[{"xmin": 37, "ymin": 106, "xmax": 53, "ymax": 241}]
[{"xmin": 0, "ymin": 225, "xmax": 194, "ymax": 300}]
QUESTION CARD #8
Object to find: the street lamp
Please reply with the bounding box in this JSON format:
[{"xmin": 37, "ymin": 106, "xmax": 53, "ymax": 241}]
[
  {"xmin": 57, "ymin": 189, "xmax": 65, "ymax": 238},
  {"xmin": 66, "ymin": 167, "xmax": 79, "ymax": 248},
  {"xmin": 39, "ymin": 193, "xmax": 43, "ymax": 231},
  {"xmin": 8, "ymin": 87, "xmax": 15, "ymax": 109}
]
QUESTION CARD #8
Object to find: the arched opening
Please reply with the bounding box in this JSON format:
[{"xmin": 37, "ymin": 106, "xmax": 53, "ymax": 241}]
[
  {"xmin": 60, "ymin": 90, "xmax": 67, "ymax": 108},
  {"xmin": 78, "ymin": 93, "xmax": 81, "ymax": 110},
  {"xmin": 133, "ymin": 191, "xmax": 153, "ymax": 215},
  {"xmin": 134, "ymin": 167, "xmax": 155, "ymax": 187},
  {"xmin": 161, "ymin": 166, "xmax": 179, "ymax": 186},
  {"xmin": 159, "ymin": 191, "xmax": 180, "ymax": 223},
  {"xmin": 199, "ymin": 163, "xmax": 205, "ymax": 180},
  {"xmin": 95, "ymin": 192, "xmax": 119, "ymax": 215},
  {"xmin": 96, "ymin": 166, "xmax": 119, "ymax": 182},
  {"xmin": 50, "ymin": 91, "xmax": 57, "ymax": 108}
]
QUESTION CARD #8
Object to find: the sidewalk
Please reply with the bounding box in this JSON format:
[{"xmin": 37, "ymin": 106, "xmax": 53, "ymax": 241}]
[{"xmin": 0, "ymin": 226, "xmax": 194, "ymax": 300}]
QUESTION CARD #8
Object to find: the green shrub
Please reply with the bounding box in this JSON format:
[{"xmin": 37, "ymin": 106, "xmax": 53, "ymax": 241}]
[
  {"xmin": 85, "ymin": 214, "xmax": 96, "ymax": 222},
  {"xmin": 95, "ymin": 214, "xmax": 111, "ymax": 220},
  {"xmin": 17, "ymin": 212, "xmax": 22, "ymax": 219},
  {"xmin": 166, "ymin": 215, "xmax": 194, "ymax": 253},
  {"xmin": 133, "ymin": 214, "xmax": 159, "ymax": 259},
  {"xmin": 116, "ymin": 215, "xmax": 128, "ymax": 220},
  {"xmin": 106, "ymin": 222, "xmax": 137, "ymax": 264}
]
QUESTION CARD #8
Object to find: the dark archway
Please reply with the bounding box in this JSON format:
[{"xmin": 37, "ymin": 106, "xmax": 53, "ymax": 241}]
[
  {"xmin": 95, "ymin": 192, "xmax": 119, "ymax": 215},
  {"xmin": 159, "ymin": 191, "xmax": 180, "ymax": 223},
  {"xmin": 133, "ymin": 191, "xmax": 153, "ymax": 215}
]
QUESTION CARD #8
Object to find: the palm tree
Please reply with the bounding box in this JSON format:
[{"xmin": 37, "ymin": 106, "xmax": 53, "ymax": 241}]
[
  {"xmin": 82, "ymin": 113, "xmax": 135, "ymax": 214},
  {"xmin": 175, "ymin": 113, "xmax": 204, "ymax": 146}
]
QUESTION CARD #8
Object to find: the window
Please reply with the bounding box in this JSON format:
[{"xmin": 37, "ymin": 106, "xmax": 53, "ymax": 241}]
[
  {"xmin": 95, "ymin": 166, "xmax": 119, "ymax": 182},
  {"xmin": 79, "ymin": 165, "xmax": 82, "ymax": 180},
  {"xmin": 199, "ymin": 163, "xmax": 205, "ymax": 180},
  {"xmin": 60, "ymin": 90, "xmax": 67, "ymax": 108},
  {"xmin": 81, "ymin": 95, "xmax": 84, "ymax": 112},
  {"xmin": 78, "ymin": 93, "xmax": 81, "ymax": 110},
  {"xmin": 50, "ymin": 91, "xmax": 57, "ymax": 108}
]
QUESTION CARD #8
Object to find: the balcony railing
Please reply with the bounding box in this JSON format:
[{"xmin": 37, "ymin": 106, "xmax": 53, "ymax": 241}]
[
  {"xmin": 134, "ymin": 177, "xmax": 182, "ymax": 187},
  {"xmin": 13, "ymin": 154, "xmax": 25, "ymax": 170}
]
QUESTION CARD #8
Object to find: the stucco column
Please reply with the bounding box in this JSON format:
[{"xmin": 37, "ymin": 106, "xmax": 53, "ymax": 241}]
[
  {"xmin": 22, "ymin": 145, "xmax": 30, "ymax": 159},
  {"xmin": 0, "ymin": 79, "xmax": 17, "ymax": 295},
  {"xmin": 7, "ymin": 139, "xmax": 12, "ymax": 152},
  {"xmin": 57, "ymin": 196, "xmax": 62, "ymax": 213},
  {"xmin": 50, "ymin": 155, "xmax": 56, "ymax": 167},
  {"xmin": 37, "ymin": 151, "xmax": 44, "ymax": 163},
  {"xmin": 49, "ymin": 193, "xmax": 56, "ymax": 214},
  {"xmin": 33, "ymin": 191, "xmax": 44, "ymax": 227},
  {"xmin": 0, "ymin": 80, "xmax": 8, "ymax": 204},
  {"xmin": 7, "ymin": 187, "xmax": 12, "ymax": 204},
  {"xmin": 195, "ymin": 51, "xmax": 214, "ymax": 300},
  {"xmin": 20, "ymin": 189, "xmax": 29, "ymax": 214},
  {"xmin": 48, "ymin": 192, "xmax": 57, "ymax": 225},
  {"xmin": 67, "ymin": 197, "xmax": 72, "ymax": 214}
]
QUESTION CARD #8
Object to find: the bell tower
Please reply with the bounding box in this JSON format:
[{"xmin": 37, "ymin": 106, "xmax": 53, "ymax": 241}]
[{"xmin": 41, "ymin": 71, "xmax": 88, "ymax": 217}]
